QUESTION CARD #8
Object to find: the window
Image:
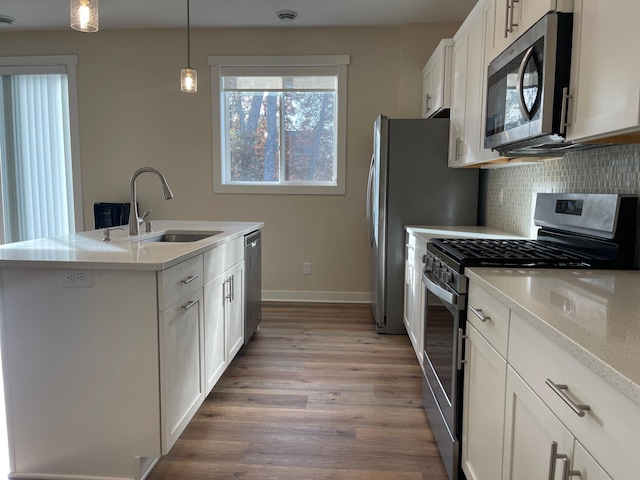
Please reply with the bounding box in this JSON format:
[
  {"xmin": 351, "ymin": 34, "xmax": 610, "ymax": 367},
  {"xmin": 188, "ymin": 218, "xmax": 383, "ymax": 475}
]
[
  {"xmin": 0, "ymin": 56, "xmax": 83, "ymax": 243},
  {"xmin": 209, "ymin": 56, "xmax": 350, "ymax": 194}
]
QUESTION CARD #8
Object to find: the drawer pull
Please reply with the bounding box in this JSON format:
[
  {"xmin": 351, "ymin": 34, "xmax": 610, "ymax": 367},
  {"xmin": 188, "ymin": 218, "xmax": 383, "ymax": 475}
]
[
  {"xmin": 469, "ymin": 306, "xmax": 490, "ymax": 322},
  {"xmin": 546, "ymin": 379, "xmax": 591, "ymax": 417},
  {"xmin": 181, "ymin": 274, "xmax": 199, "ymax": 285},
  {"xmin": 182, "ymin": 300, "xmax": 198, "ymax": 311}
]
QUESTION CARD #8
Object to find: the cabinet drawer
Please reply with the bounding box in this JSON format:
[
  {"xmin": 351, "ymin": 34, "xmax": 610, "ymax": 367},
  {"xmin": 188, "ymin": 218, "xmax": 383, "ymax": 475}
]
[
  {"xmin": 467, "ymin": 283, "xmax": 510, "ymax": 357},
  {"xmin": 204, "ymin": 237, "xmax": 243, "ymax": 283},
  {"xmin": 157, "ymin": 255, "xmax": 204, "ymax": 311},
  {"xmin": 508, "ymin": 312, "xmax": 640, "ymax": 480}
]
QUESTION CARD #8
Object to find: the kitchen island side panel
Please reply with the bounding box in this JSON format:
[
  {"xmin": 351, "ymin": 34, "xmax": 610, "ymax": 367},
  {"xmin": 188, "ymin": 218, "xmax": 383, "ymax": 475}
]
[{"xmin": 0, "ymin": 267, "xmax": 161, "ymax": 479}]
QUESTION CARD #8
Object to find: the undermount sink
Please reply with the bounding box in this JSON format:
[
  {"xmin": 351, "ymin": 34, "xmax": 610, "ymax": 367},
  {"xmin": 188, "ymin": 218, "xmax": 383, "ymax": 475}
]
[{"xmin": 143, "ymin": 230, "xmax": 222, "ymax": 243}]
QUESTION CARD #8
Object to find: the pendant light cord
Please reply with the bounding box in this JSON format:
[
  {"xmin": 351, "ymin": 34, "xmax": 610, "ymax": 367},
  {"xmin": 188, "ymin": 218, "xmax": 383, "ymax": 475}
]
[{"xmin": 186, "ymin": 0, "xmax": 191, "ymax": 68}]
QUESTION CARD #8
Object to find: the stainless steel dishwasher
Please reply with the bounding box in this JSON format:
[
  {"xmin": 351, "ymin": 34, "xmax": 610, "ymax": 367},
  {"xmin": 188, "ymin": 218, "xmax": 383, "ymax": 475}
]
[{"xmin": 244, "ymin": 230, "xmax": 262, "ymax": 344}]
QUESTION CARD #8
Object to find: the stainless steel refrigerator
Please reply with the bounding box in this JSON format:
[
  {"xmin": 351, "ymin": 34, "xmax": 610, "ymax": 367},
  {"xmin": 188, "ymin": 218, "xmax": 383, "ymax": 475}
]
[{"xmin": 366, "ymin": 115, "xmax": 479, "ymax": 334}]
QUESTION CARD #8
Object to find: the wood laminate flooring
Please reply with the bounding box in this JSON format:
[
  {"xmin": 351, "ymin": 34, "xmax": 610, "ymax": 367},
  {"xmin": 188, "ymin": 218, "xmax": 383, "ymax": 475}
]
[{"xmin": 146, "ymin": 303, "xmax": 448, "ymax": 480}]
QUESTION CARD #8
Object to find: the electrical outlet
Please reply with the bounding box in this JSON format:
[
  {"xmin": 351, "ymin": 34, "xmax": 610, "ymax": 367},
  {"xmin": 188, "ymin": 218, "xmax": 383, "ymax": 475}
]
[
  {"xmin": 303, "ymin": 262, "xmax": 311, "ymax": 275},
  {"xmin": 60, "ymin": 270, "xmax": 92, "ymax": 288}
]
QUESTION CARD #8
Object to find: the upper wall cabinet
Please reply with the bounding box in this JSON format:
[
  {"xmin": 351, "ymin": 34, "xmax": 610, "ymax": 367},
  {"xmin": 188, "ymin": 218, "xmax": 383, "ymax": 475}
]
[
  {"xmin": 564, "ymin": 0, "xmax": 640, "ymax": 143},
  {"xmin": 488, "ymin": 0, "xmax": 573, "ymax": 62},
  {"xmin": 422, "ymin": 39, "xmax": 454, "ymax": 118},
  {"xmin": 449, "ymin": 0, "xmax": 502, "ymax": 167}
]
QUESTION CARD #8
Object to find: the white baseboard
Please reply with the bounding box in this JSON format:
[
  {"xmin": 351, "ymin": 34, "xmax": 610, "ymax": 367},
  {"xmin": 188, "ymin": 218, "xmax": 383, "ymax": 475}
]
[{"xmin": 262, "ymin": 290, "xmax": 371, "ymax": 304}]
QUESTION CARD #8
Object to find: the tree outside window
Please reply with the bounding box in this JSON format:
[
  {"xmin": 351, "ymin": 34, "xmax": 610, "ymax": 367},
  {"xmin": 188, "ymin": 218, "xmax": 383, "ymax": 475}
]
[{"xmin": 209, "ymin": 56, "xmax": 349, "ymax": 195}]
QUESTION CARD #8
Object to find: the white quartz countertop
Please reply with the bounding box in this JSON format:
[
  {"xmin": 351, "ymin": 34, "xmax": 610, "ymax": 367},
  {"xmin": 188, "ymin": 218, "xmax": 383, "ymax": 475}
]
[
  {"xmin": 406, "ymin": 225, "xmax": 528, "ymax": 241},
  {"xmin": 0, "ymin": 220, "xmax": 263, "ymax": 271},
  {"xmin": 466, "ymin": 267, "xmax": 640, "ymax": 406}
]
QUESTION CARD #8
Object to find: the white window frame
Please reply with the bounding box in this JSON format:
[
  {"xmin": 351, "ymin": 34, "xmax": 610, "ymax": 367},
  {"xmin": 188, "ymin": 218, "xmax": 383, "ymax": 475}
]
[
  {"xmin": 0, "ymin": 55, "xmax": 84, "ymax": 240},
  {"xmin": 208, "ymin": 55, "xmax": 350, "ymax": 195}
]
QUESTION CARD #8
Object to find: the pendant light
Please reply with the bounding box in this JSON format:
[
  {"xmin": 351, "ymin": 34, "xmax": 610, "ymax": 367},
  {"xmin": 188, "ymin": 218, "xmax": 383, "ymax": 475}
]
[
  {"xmin": 70, "ymin": 0, "xmax": 99, "ymax": 33},
  {"xmin": 180, "ymin": 0, "xmax": 197, "ymax": 93}
]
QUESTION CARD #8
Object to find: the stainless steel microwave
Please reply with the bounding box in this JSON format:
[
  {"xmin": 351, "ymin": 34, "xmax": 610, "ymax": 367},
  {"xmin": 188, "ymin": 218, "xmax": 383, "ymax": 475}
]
[{"xmin": 484, "ymin": 13, "xmax": 576, "ymax": 156}]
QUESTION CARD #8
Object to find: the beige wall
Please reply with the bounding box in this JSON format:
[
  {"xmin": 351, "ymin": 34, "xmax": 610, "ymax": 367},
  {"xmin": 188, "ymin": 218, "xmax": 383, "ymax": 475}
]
[{"xmin": 0, "ymin": 23, "xmax": 459, "ymax": 300}]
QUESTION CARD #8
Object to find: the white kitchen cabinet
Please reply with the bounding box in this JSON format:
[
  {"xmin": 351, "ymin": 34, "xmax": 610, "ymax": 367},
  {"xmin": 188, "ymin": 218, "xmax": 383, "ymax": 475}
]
[
  {"xmin": 565, "ymin": 0, "xmax": 640, "ymax": 143},
  {"xmin": 203, "ymin": 272, "xmax": 227, "ymax": 393},
  {"xmin": 489, "ymin": 0, "xmax": 573, "ymax": 62},
  {"xmin": 462, "ymin": 282, "xmax": 510, "ymax": 480},
  {"xmin": 421, "ymin": 39, "xmax": 454, "ymax": 118},
  {"xmin": 203, "ymin": 237, "xmax": 245, "ymax": 388},
  {"xmin": 449, "ymin": 0, "xmax": 501, "ymax": 167},
  {"xmin": 464, "ymin": 275, "xmax": 640, "ymax": 480},
  {"xmin": 461, "ymin": 323, "xmax": 507, "ymax": 480},
  {"xmin": 159, "ymin": 289, "xmax": 205, "ymax": 454},
  {"xmin": 509, "ymin": 310, "xmax": 640, "ymax": 480},
  {"xmin": 403, "ymin": 231, "xmax": 426, "ymax": 367},
  {"xmin": 573, "ymin": 441, "xmax": 613, "ymax": 480},
  {"xmin": 225, "ymin": 260, "xmax": 244, "ymax": 361},
  {"xmin": 502, "ymin": 366, "xmax": 574, "ymax": 480}
]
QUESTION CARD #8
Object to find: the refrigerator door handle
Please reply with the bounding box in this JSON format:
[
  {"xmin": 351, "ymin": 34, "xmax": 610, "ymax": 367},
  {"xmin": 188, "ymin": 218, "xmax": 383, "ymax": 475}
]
[{"xmin": 366, "ymin": 154, "xmax": 375, "ymax": 247}]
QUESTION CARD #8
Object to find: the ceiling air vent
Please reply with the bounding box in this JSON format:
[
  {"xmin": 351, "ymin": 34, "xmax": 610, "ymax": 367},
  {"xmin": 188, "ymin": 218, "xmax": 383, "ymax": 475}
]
[
  {"xmin": 0, "ymin": 15, "xmax": 15, "ymax": 26},
  {"xmin": 276, "ymin": 10, "xmax": 298, "ymax": 22}
]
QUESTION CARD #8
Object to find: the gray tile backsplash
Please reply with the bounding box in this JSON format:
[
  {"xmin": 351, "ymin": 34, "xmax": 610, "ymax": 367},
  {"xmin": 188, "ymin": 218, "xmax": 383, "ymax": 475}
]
[{"xmin": 484, "ymin": 144, "xmax": 640, "ymax": 238}]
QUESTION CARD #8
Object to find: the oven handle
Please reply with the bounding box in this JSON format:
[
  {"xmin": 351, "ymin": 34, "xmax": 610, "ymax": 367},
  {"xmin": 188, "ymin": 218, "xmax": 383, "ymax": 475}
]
[{"xmin": 422, "ymin": 272, "xmax": 458, "ymax": 306}]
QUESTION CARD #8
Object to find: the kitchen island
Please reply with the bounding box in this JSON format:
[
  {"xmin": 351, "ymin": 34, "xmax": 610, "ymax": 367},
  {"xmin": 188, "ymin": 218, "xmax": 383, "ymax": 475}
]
[
  {"xmin": 462, "ymin": 267, "xmax": 640, "ymax": 480},
  {"xmin": 0, "ymin": 220, "xmax": 263, "ymax": 480}
]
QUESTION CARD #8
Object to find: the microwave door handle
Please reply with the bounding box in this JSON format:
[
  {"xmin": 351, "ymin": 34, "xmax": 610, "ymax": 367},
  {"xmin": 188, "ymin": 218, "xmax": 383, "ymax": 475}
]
[{"xmin": 516, "ymin": 45, "xmax": 536, "ymax": 121}]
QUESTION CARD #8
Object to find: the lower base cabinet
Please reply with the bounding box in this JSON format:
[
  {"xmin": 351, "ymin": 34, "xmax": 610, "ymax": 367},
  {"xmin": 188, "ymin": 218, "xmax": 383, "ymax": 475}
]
[
  {"xmin": 461, "ymin": 323, "xmax": 506, "ymax": 480},
  {"xmin": 463, "ymin": 279, "xmax": 638, "ymax": 480},
  {"xmin": 502, "ymin": 367, "xmax": 574, "ymax": 480},
  {"xmin": 0, "ymin": 233, "xmax": 254, "ymax": 480},
  {"xmin": 159, "ymin": 290, "xmax": 205, "ymax": 454}
]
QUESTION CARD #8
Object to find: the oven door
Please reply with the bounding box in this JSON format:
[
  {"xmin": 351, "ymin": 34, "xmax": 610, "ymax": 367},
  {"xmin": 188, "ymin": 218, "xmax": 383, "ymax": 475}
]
[{"xmin": 421, "ymin": 271, "xmax": 466, "ymax": 480}]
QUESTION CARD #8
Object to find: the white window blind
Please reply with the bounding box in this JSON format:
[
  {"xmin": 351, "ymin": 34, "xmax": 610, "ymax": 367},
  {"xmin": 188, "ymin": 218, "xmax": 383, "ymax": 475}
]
[{"xmin": 0, "ymin": 57, "xmax": 81, "ymax": 243}]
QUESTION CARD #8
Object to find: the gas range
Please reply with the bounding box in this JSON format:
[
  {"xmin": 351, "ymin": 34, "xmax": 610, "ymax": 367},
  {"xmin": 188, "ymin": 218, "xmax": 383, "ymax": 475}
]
[
  {"xmin": 420, "ymin": 193, "xmax": 637, "ymax": 480},
  {"xmin": 425, "ymin": 193, "xmax": 638, "ymax": 295}
]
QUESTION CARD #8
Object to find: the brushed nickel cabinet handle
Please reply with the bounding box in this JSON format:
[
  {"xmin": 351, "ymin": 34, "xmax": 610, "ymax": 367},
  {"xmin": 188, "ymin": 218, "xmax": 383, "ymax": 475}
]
[
  {"xmin": 182, "ymin": 300, "xmax": 198, "ymax": 311},
  {"xmin": 504, "ymin": 0, "xmax": 510, "ymax": 38},
  {"xmin": 469, "ymin": 305, "xmax": 490, "ymax": 322},
  {"xmin": 181, "ymin": 274, "xmax": 199, "ymax": 284},
  {"xmin": 546, "ymin": 379, "xmax": 591, "ymax": 417},
  {"xmin": 508, "ymin": 0, "xmax": 520, "ymax": 33}
]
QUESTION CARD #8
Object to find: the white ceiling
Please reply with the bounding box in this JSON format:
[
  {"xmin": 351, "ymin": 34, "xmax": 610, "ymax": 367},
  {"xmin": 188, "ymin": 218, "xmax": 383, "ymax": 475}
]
[{"xmin": 0, "ymin": 0, "xmax": 478, "ymax": 31}]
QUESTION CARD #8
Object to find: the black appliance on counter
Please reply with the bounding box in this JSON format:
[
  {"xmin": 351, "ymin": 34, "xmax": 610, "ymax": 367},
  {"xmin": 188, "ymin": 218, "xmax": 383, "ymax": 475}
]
[
  {"xmin": 94, "ymin": 202, "xmax": 133, "ymax": 229},
  {"xmin": 421, "ymin": 193, "xmax": 637, "ymax": 480}
]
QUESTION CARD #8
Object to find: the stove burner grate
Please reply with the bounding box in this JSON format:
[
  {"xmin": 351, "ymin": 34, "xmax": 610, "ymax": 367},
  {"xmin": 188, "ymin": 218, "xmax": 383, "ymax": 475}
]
[{"xmin": 432, "ymin": 238, "xmax": 609, "ymax": 268}]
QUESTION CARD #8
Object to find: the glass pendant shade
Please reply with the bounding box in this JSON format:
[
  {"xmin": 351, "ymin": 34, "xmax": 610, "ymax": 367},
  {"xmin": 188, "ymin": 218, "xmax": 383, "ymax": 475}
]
[
  {"xmin": 70, "ymin": 0, "xmax": 99, "ymax": 32},
  {"xmin": 181, "ymin": 67, "xmax": 197, "ymax": 93},
  {"xmin": 181, "ymin": 0, "xmax": 197, "ymax": 93}
]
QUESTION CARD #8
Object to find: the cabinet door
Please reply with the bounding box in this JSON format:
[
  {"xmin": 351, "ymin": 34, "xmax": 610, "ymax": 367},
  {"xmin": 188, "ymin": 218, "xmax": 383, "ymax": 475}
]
[
  {"xmin": 421, "ymin": 67, "xmax": 433, "ymax": 118},
  {"xmin": 491, "ymin": 0, "xmax": 566, "ymax": 61},
  {"xmin": 449, "ymin": 34, "xmax": 468, "ymax": 166},
  {"xmin": 403, "ymin": 243, "xmax": 414, "ymax": 334},
  {"xmin": 226, "ymin": 261, "xmax": 244, "ymax": 362},
  {"xmin": 460, "ymin": 14, "xmax": 485, "ymax": 166},
  {"xmin": 462, "ymin": 323, "xmax": 507, "ymax": 480},
  {"xmin": 572, "ymin": 440, "xmax": 613, "ymax": 480},
  {"xmin": 502, "ymin": 367, "xmax": 574, "ymax": 480},
  {"xmin": 159, "ymin": 290, "xmax": 205, "ymax": 454},
  {"xmin": 566, "ymin": 0, "xmax": 640, "ymax": 142},
  {"xmin": 203, "ymin": 272, "xmax": 227, "ymax": 394}
]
